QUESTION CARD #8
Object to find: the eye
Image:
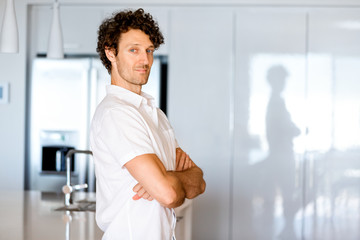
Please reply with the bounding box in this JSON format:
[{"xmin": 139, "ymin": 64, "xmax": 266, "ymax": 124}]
[
  {"xmin": 129, "ymin": 49, "xmax": 137, "ymax": 53},
  {"xmin": 146, "ymin": 49, "xmax": 154, "ymax": 54}
]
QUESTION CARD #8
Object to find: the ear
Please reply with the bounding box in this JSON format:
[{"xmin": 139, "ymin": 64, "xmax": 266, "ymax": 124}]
[{"xmin": 105, "ymin": 47, "xmax": 116, "ymax": 62}]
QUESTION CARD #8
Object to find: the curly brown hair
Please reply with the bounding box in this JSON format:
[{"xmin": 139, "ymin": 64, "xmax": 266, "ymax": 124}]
[{"xmin": 96, "ymin": 8, "xmax": 164, "ymax": 74}]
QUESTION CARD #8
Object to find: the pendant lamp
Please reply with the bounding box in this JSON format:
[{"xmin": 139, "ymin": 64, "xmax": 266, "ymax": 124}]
[
  {"xmin": 47, "ymin": 1, "xmax": 64, "ymax": 59},
  {"xmin": 0, "ymin": 0, "xmax": 19, "ymax": 53}
]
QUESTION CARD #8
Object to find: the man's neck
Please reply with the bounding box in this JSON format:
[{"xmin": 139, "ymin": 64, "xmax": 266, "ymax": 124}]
[{"xmin": 111, "ymin": 76, "xmax": 142, "ymax": 95}]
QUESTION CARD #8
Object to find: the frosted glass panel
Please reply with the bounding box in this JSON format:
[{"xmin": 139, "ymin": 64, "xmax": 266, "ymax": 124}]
[
  {"xmin": 332, "ymin": 57, "xmax": 360, "ymax": 150},
  {"xmin": 233, "ymin": 8, "xmax": 307, "ymax": 240},
  {"xmin": 249, "ymin": 54, "xmax": 307, "ymax": 158},
  {"xmin": 304, "ymin": 8, "xmax": 360, "ymax": 240},
  {"xmin": 168, "ymin": 8, "xmax": 233, "ymax": 240}
]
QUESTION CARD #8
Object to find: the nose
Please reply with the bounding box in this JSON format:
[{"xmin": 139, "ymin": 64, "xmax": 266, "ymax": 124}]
[{"xmin": 138, "ymin": 50, "xmax": 151, "ymax": 65}]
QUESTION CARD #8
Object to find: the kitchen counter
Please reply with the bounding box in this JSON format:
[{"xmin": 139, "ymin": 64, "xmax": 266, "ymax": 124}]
[
  {"xmin": 0, "ymin": 191, "xmax": 102, "ymax": 240},
  {"xmin": 0, "ymin": 191, "xmax": 192, "ymax": 240}
]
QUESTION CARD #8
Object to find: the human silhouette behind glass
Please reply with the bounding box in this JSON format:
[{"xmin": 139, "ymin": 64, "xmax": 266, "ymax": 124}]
[{"xmin": 263, "ymin": 65, "xmax": 301, "ymax": 239}]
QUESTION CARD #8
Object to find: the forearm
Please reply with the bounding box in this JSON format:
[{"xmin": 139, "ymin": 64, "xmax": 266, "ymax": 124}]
[
  {"xmin": 129, "ymin": 152, "xmax": 206, "ymax": 208},
  {"xmin": 158, "ymin": 174, "xmax": 185, "ymax": 208},
  {"xmin": 132, "ymin": 174, "xmax": 185, "ymax": 208},
  {"xmin": 127, "ymin": 154, "xmax": 186, "ymax": 208},
  {"xmin": 168, "ymin": 166, "xmax": 206, "ymax": 199}
]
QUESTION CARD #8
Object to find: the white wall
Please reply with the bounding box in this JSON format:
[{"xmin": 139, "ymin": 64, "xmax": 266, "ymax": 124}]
[{"xmin": 0, "ymin": 0, "xmax": 27, "ymax": 191}]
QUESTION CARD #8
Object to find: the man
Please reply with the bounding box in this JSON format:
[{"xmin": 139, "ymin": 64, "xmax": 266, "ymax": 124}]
[{"xmin": 90, "ymin": 8, "xmax": 206, "ymax": 240}]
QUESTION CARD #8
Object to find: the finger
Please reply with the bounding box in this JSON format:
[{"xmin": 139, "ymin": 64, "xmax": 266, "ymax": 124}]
[
  {"xmin": 142, "ymin": 192, "xmax": 151, "ymax": 200},
  {"xmin": 187, "ymin": 155, "xmax": 196, "ymax": 168},
  {"xmin": 191, "ymin": 160, "xmax": 196, "ymax": 167},
  {"xmin": 186, "ymin": 155, "xmax": 192, "ymax": 169},
  {"xmin": 132, "ymin": 183, "xmax": 142, "ymax": 192},
  {"xmin": 182, "ymin": 155, "xmax": 188, "ymax": 170},
  {"xmin": 176, "ymin": 148, "xmax": 181, "ymax": 160},
  {"xmin": 132, "ymin": 194, "xmax": 141, "ymax": 200},
  {"xmin": 148, "ymin": 196, "xmax": 154, "ymax": 201},
  {"xmin": 177, "ymin": 158, "xmax": 185, "ymax": 171},
  {"xmin": 136, "ymin": 187, "xmax": 147, "ymax": 198},
  {"xmin": 176, "ymin": 148, "xmax": 183, "ymax": 169},
  {"xmin": 182, "ymin": 154, "xmax": 190, "ymax": 170},
  {"xmin": 179, "ymin": 152, "xmax": 187, "ymax": 170},
  {"xmin": 176, "ymin": 157, "xmax": 181, "ymax": 170}
]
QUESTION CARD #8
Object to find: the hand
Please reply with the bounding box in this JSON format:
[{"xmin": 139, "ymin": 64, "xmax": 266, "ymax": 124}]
[
  {"xmin": 176, "ymin": 148, "xmax": 195, "ymax": 171},
  {"xmin": 132, "ymin": 183, "xmax": 153, "ymax": 201}
]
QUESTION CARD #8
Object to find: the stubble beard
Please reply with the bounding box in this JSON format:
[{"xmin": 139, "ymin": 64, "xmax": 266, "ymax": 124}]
[
  {"xmin": 119, "ymin": 65, "xmax": 151, "ymax": 87},
  {"xmin": 131, "ymin": 64, "xmax": 151, "ymax": 86}
]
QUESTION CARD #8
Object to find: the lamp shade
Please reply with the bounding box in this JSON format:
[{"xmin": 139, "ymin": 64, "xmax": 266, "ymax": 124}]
[
  {"xmin": 0, "ymin": 0, "xmax": 19, "ymax": 53},
  {"xmin": 47, "ymin": 1, "xmax": 64, "ymax": 59}
]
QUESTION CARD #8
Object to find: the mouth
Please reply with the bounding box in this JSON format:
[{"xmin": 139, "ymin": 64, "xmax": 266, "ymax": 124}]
[
  {"xmin": 134, "ymin": 64, "xmax": 149, "ymax": 73},
  {"xmin": 135, "ymin": 68, "xmax": 148, "ymax": 74}
]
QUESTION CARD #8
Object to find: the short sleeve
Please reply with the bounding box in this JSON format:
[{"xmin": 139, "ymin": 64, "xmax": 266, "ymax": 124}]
[{"xmin": 98, "ymin": 106, "xmax": 155, "ymax": 167}]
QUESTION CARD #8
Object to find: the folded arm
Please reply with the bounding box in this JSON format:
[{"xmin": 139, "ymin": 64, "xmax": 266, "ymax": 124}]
[
  {"xmin": 125, "ymin": 154, "xmax": 186, "ymax": 208},
  {"xmin": 167, "ymin": 166, "xmax": 205, "ymax": 199},
  {"xmin": 126, "ymin": 148, "xmax": 206, "ymax": 208},
  {"xmin": 171, "ymin": 147, "xmax": 206, "ymax": 199}
]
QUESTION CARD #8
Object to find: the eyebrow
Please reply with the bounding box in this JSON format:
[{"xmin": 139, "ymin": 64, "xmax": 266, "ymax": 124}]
[{"xmin": 127, "ymin": 43, "xmax": 155, "ymax": 49}]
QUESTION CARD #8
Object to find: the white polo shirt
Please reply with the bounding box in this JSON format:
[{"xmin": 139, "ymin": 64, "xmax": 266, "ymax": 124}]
[{"xmin": 90, "ymin": 85, "xmax": 178, "ymax": 240}]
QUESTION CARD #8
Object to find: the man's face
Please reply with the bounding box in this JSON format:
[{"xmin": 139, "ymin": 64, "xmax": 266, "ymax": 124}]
[{"xmin": 113, "ymin": 29, "xmax": 154, "ymax": 89}]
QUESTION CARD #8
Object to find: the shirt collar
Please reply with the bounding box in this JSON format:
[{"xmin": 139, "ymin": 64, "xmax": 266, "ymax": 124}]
[{"xmin": 106, "ymin": 85, "xmax": 156, "ymax": 109}]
